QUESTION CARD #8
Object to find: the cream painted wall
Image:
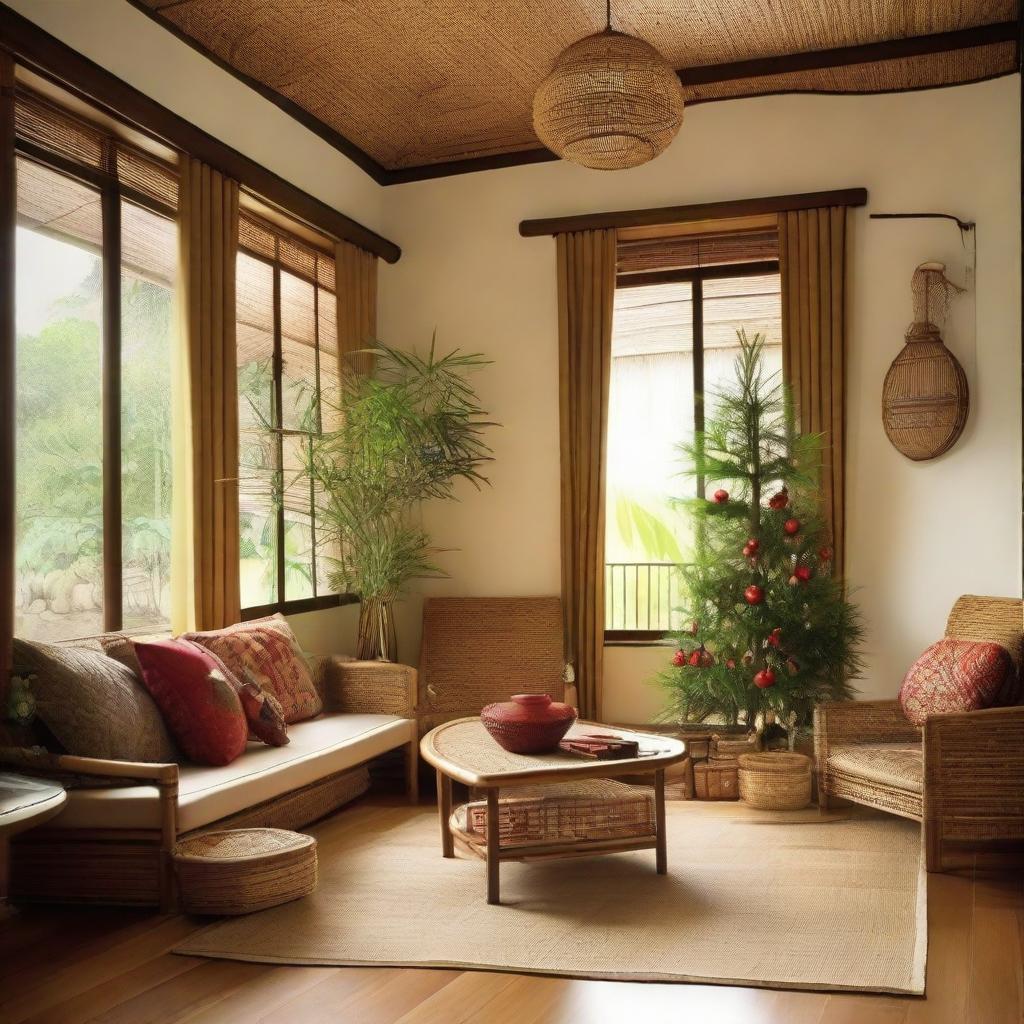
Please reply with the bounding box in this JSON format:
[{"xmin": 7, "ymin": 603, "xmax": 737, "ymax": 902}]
[
  {"xmin": 6, "ymin": 0, "xmax": 385, "ymax": 233},
  {"xmin": 378, "ymin": 77, "xmax": 1022, "ymax": 722}
]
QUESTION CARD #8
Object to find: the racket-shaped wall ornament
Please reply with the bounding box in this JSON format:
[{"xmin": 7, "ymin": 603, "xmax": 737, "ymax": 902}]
[{"xmin": 882, "ymin": 262, "xmax": 969, "ymax": 461}]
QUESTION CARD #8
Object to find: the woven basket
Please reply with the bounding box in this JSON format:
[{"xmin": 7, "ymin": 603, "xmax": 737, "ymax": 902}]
[
  {"xmin": 451, "ymin": 779, "xmax": 655, "ymax": 852},
  {"xmin": 738, "ymin": 753, "xmax": 812, "ymax": 810},
  {"xmin": 174, "ymin": 827, "xmax": 317, "ymax": 915}
]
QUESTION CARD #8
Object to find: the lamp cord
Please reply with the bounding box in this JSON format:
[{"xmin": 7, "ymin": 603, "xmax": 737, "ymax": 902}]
[{"xmin": 606, "ymin": 0, "xmax": 612, "ymax": 31}]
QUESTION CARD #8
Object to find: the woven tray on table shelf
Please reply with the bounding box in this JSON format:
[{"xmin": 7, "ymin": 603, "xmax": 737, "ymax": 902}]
[
  {"xmin": 738, "ymin": 752, "xmax": 812, "ymax": 810},
  {"xmin": 174, "ymin": 827, "xmax": 317, "ymax": 915},
  {"xmin": 450, "ymin": 779, "xmax": 656, "ymax": 858}
]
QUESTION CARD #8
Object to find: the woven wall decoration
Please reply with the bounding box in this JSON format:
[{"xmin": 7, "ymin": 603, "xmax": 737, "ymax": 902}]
[
  {"xmin": 533, "ymin": 27, "xmax": 685, "ymax": 170},
  {"xmin": 882, "ymin": 262, "xmax": 969, "ymax": 461}
]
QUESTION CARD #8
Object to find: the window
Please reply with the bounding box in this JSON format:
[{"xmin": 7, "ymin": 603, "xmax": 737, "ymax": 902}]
[
  {"xmin": 13, "ymin": 91, "xmax": 178, "ymax": 642},
  {"xmin": 605, "ymin": 231, "xmax": 782, "ymax": 640},
  {"xmin": 236, "ymin": 215, "xmax": 342, "ymax": 616}
]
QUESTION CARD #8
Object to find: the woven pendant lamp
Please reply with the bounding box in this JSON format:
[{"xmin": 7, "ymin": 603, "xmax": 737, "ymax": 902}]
[{"xmin": 533, "ymin": 2, "xmax": 684, "ymax": 170}]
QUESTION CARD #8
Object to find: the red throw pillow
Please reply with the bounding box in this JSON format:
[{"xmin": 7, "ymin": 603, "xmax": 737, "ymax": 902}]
[
  {"xmin": 134, "ymin": 639, "xmax": 248, "ymax": 766},
  {"xmin": 234, "ymin": 669, "xmax": 290, "ymax": 747},
  {"xmin": 899, "ymin": 638, "xmax": 1018, "ymax": 726},
  {"xmin": 184, "ymin": 615, "xmax": 322, "ymax": 723}
]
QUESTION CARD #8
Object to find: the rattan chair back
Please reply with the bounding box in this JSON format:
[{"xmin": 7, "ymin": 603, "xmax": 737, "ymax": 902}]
[
  {"xmin": 944, "ymin": 594, "xmax": 1024, "ymax": 668},
  {"xmin": 419, "ymin": 597, "xmax": 565, "ymax": 734}
]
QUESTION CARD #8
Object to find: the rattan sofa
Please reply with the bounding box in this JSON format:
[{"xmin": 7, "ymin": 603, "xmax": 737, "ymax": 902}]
[
  {"xmin": 2, "ymin": 657, "xmax": 418, "ymax": 910},
  {"xmin": 814, "ymin": 594, "xmax": 1024, "ymax": 872}
]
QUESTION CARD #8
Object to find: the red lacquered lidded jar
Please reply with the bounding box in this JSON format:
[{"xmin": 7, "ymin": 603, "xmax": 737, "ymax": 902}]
[{"xmin": 480, "ymin": 693, "xmax": 577, "ymax": 754}]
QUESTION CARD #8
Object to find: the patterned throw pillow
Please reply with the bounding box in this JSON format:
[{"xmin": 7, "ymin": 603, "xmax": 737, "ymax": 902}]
[
  {"xmin": 184, "ymin": 615, "xmax": 322, "ymax": 723},
  {"xmin": 899, "ymin": 638, "xmax": 1019, "ymax": 726},
  {"xmin": 12, "ymin": 637, "xmax": 178, "ymax": 763},
  {"xmin": 134, "ymin": 639, "xmax": 249, "ymax": 766},
  {"xmin": 232, "ymin": 667, "xmax": 290, "ymax": 747}
]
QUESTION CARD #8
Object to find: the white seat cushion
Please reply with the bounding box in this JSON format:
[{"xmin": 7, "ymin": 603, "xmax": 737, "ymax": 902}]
[{"xmin": 51, "ymin": 713, "xmax": 415, "ymax": 833}]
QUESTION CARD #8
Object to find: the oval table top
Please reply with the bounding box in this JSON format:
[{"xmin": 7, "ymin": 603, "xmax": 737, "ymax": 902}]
[
  {"xmin": 420, "ymin": 718, "xmax": 686, "ymax": 788},
  {"xmin": 0, "ymin": 772, "xmax": 67, "ymax": 838}
]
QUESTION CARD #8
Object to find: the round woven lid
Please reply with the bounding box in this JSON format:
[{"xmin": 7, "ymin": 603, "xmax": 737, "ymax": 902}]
[
  {"xmin": 175, "ymin": 827, "xmax": 315, "ymax": 863},
  {"xmin": 533, "ymin": 30, "xmax": 685, "ymax": 170},
  {"xmin": 737, "ymin": 752, "xmax": 811, "ymax": 774}
]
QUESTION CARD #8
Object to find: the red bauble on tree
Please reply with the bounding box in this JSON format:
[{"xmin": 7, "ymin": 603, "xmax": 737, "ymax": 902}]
[
  {"xmin": 688, "ymin": 649, "xmax": 703, "ymax": 667},
  {"xmin": 672, "ymin": 649, "xmax": 686, "ymax": 667},
  {"xmin": 712, "ymin": 489, "xmax": 729, "ymax": 504},
  {"xmin": 783, "ymin": 518, "xmax": 801, "ymax": 536},
  {"xmin": 744, "ymin": 584, "xmax": 765, "ymax": 605},
  {"xmin": 753, "ymin": 667, "xmax": 776, "ymax": 688},
  {"xmin": 768, "ymin": 487, "xmax": 789, "ymax": 510},
  {"xmin": 819, "ymin": 545, "xmax": 833, "ymax": 562},
  {"xmin": 767, "ymin": 627, "xmax": 782, "ymax": 648},
  {"xmin": 795, "ymin": 565, "xmax": 812, "ymax": 582}
]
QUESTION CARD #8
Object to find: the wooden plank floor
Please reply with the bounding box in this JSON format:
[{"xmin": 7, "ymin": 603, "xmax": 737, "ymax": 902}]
[{"xmin": 1, "ymin": 792, "xmax": 1021, "ymax": 1024}]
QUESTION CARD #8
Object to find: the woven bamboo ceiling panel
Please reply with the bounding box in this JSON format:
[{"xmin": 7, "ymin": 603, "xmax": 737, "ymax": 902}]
[{"xmin": 132, "ymin": 0, "xmax": 1019, "ymax": 176}]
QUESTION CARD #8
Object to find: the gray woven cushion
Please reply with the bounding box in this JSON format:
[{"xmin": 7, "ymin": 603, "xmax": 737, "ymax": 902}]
[
  {"xmin": 827, "ymin": 742, "xmax": 923, "ymax": 794},
  {"xmin": 13, "ymin": 637, "xmax": 178, "ymax": 763}
]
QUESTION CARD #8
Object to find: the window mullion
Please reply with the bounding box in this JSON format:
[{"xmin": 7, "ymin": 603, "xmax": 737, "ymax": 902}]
[
  {"xmin": 692, "ymin": 275, "xmax": 705, "ymax": 500},
  {"xmin": 101, "ymin": 185, "xmax": 122, "ymax": 631},
  {"xmin": 272, "ymin": 263, "xmax": 286, "ymax": 608},
  {"xmin": 310, "ymin": 282, "xmax": 321, "ymax": 598}
]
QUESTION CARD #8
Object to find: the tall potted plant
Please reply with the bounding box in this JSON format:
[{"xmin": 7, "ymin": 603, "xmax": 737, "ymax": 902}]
[{"xmin": 308, "ymin": 338, "xmax": 495, "ymax": 660}]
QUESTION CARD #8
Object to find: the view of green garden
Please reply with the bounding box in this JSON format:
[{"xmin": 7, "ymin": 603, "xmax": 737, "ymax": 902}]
[{"xmin": 15, "ymin": 211, "xmax": 174, "ymax": 642}]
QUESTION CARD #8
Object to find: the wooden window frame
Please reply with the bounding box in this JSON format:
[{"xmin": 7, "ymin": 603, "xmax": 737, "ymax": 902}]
[
  {"xmin": 13, "ymin": 140, "xmax": 177, "ymax": 635},
  {"xmin": 237, "ymin": 242, "xmax": 354, "ymax": 620},
  {"xmin": 605, "ymin": 258, "xmax": 781, "ymax": 645}
]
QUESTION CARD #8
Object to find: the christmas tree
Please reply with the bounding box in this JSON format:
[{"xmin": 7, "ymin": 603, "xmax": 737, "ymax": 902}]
[{"xmin": 659, "ymin": 332, "xmax": 862, "ymax": 747}]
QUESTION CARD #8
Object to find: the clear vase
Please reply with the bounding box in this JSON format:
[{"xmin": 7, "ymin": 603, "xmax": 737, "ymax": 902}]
[{"xmin": 356, "ymin": 597, "xmax": 397, "ymax": 662}]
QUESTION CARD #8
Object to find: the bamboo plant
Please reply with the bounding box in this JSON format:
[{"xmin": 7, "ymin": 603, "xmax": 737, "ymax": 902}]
[{"xmin": 307, "ymin": 338, "xmax": 495, "ymax": 660}]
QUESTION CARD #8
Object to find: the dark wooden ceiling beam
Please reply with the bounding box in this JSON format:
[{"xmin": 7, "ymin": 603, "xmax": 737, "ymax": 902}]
[
  {"xmin": 518, "ymin": 188, "xmax": 868, "ymax": 238},
  {"xmin": 676, "ymin": 21, "xmax": 1019, "ymax": 87},
  {"xmin": 0, "ymin": 2, "xmax": 401, "ymax": 262}
]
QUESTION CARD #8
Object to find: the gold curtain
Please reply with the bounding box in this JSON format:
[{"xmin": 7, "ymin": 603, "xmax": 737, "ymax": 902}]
[
  {"xmin": 557, "ymin": 228, "xmax": 617, "ymax": 720},
  {"xmin": 335, "ymin": 239, "xmax": 378, "ymax": 376},
  {"xmin": 172, "ymin": 157, "xmax": 241, "ymax": 632},
  {"xmin": 779, "ymin": 206, "xmax": 848, "ymax": 575}
]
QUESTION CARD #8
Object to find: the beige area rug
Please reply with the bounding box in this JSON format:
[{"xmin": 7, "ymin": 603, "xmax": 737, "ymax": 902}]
[{"xmin": 175, "ymin": 801, "xmax": 927, "ymax": 995}]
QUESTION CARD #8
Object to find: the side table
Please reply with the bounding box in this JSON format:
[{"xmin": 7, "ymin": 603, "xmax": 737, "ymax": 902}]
[{"xmin": 0, "ymin": 772, "xmax": 67, "ymax": 906}]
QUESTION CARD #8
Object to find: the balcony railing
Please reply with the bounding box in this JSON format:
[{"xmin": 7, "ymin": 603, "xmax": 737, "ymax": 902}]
[{"xmin": 605, "ymin": 562, "xmax": 682, "ymax": 636}]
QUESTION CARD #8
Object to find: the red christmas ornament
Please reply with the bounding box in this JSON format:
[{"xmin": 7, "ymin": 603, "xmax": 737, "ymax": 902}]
[
  {"xmin": 768, "ymin": 488, "xmax": 789, "ymax": 510},
  {"xmin": 819, "ymin": 545, "xmax": 833, "ymax": 562},
  {"xmin": 712, "ymin": 489, "xmax": 729, "ymax": 504},
  {"xmin": 744, "ymin": 584, "xmax": 765, "ymax": 605},
  {"xmin": 745, "ymin": 538, "xmax": 760, "ymax": 555},
  {"xmin": 742, "ymin": 543, "xmax": 753, "ymax": 558},
  {"xmin": 783, "ymin": 518, "xmax": 801, "ymax": 536},
  {"xmin": 726, "ymin": 658, "xmax": 736, "ymax": 669},
  {"xmin": 672, "ymin": 650, "xmax": 685, "ymax": 667},
  {"xmin": 767, "ymin": 627, "xmax": 782, "ymax": 648},
  {"xmin": 795, "ymin": 565, "xmax": 812, "ymax": 582},
  {"xmin": 753, "ymin": 668, "xmax": 777, "ymax": 688},
  {"xmin": 688, "ymin": 649, "xmax": 703, "ymax": 667}
]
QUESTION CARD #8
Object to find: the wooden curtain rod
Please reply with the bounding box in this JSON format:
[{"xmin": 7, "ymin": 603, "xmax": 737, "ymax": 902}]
[
  {"xmin": 0, "ymin": 3, "xmax": 401, "ymax": 263},
  {"xmin": 519, "ymin": 188, "xmax": 869, "ymax": 237}
]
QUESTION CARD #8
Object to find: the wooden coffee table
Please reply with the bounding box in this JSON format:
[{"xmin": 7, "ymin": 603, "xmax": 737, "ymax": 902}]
[{"xmin": 420, "ymin": 719, "xmax": 686, "ymax": 904}]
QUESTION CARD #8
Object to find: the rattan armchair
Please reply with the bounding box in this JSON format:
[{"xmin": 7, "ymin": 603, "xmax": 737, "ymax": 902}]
[{"xmin": 814, "ymin": 595, "xmax": 1024, "ymax": 872}]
